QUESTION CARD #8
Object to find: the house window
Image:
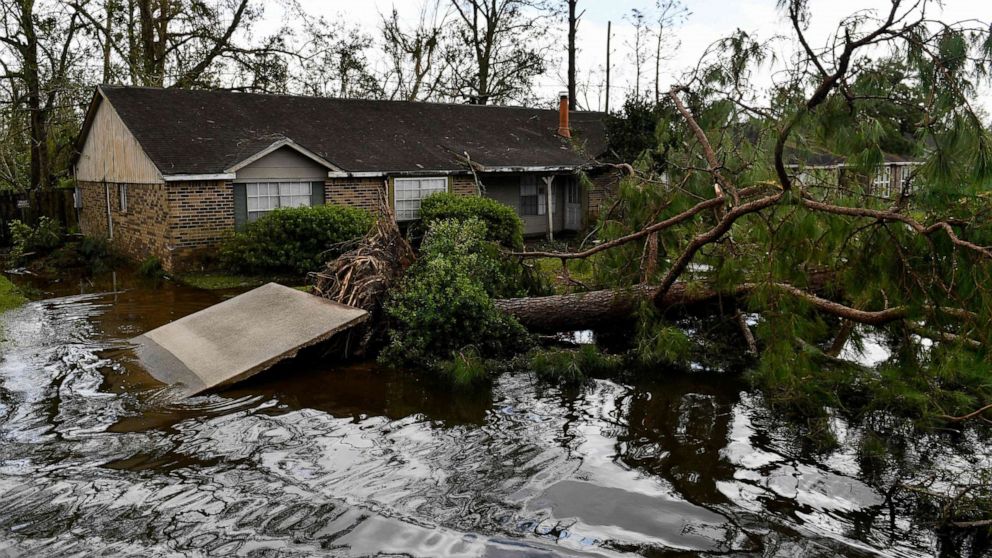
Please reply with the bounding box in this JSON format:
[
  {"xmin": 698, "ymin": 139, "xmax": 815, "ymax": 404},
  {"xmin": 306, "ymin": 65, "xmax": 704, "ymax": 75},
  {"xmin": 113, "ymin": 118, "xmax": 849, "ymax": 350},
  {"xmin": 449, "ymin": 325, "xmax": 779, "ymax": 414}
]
[
  {"xmin": 394, "ymin": 177, "xmax": 447, "ymax": 221},
  {"xmin": 872, "ymin": 166, "xmax": 893, "ymax": 198},
  {"xmin": 246, "ymin": 181, "xmax": 314, "ymax": 221},
  {"xmin": 566, "ymin": 181, "xmax": 580, "ymax": 204},
  {"xmin": 520, "ymin": 175, "xmax": 547, "ymax": 216},
  {"xmin": 118, "ymin": 184, "xmax": 128, "ymax": 213}
]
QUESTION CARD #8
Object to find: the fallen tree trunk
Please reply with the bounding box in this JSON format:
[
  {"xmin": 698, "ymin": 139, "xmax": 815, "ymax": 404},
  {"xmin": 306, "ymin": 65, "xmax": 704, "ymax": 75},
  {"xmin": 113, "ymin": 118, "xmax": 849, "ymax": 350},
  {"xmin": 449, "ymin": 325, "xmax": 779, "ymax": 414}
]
[
  {"xmin": 493, "ymin": 273, "xmax": 876, "ymax": 333},
  {"xmin": 494, "ymin": 283, "xmax": 739, "ymax": 332}
]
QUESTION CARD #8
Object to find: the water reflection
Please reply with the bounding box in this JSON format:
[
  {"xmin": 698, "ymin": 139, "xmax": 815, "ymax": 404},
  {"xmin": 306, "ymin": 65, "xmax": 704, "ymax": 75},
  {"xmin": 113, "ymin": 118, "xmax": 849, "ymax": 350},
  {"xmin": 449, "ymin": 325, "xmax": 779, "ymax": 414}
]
[{"xmin": 0, "ymin": 271, "xmax": 989, "ymax": 556}]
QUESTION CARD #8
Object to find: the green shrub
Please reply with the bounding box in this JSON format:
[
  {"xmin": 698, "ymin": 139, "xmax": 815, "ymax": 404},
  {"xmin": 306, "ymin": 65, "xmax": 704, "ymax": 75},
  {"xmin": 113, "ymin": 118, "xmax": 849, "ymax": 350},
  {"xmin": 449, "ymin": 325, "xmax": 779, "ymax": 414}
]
[
  {"xmin": 9, "ymin": 217, "xmax": 63, "ymax": 260},
  {"xmin": 420, "ymin": 192, "xmax": 524, "ymax": 250},
  {"xmin": 531, "ymin": 344, "xmax": 621, "ymax": 385},
  {"xmin": 437, "ymin": 348, "xmax": 490, "ymax": 385},
  {"xmin": 77, "ymin": 237, "xmax": 123, "ymax": 273},
  {"xmin": 220, "ymin": 205, "xmax": 374, "ymax": 275},
  {"xmin": 381, "ymin": 218, "xmax": 529, "ymax": 371},
  {"xmin": 138, "ymin": 256, "xmax": 164, "ymax": 278}
]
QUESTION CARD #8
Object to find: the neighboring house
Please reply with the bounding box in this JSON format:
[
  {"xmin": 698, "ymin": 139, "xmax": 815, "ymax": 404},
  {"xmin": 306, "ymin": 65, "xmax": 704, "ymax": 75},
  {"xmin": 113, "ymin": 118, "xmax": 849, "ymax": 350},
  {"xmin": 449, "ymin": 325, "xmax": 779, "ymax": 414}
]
[
  {"xmin": 792, "ymin": 151, "xmax": 924, "ymax": 198},
  {"xmin": 72, "ymin": 86, "xmax": 620, "ymax": 272}
]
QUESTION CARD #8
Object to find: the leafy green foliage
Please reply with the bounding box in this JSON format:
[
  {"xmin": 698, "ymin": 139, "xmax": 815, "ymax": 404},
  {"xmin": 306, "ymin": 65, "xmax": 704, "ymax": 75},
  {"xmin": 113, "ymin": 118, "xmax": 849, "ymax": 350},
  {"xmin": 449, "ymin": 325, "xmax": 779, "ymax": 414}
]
[
  {"xmin": 604, "ymin": 96, "xmax": 678, "ymax": 173},
  {"xmin": 381, "ymin": 218, "xmax": 529, "ymax": 371},
  {"xmin": 530, "ymin": 344, "xmax": 621, "ymax": 385},
  {"xmin": 436, "ymin": 348, "xmax": 490, "ymax": 385},
  {"xmin": 137, "ymin": 256, "xmax": 164, "ymax": 278},
  {"xmin": 419, "ymin": 192, "xmax": 524, "ymax": 249},
  {"xmin": 8, "ymin": 217, "xmax": 63, "ymax": 260},
  {"xmin": 220, "ymin": 205, "xmax": 373, "ymax": 275}
]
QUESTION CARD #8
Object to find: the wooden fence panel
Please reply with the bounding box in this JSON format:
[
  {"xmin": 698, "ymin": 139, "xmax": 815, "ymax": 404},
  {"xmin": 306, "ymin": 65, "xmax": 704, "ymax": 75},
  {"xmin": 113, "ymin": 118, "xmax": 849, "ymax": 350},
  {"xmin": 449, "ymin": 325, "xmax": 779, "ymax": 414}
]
[{"xmin": 0, "ymin": 189, "xmax": 77, "ymax": 246}]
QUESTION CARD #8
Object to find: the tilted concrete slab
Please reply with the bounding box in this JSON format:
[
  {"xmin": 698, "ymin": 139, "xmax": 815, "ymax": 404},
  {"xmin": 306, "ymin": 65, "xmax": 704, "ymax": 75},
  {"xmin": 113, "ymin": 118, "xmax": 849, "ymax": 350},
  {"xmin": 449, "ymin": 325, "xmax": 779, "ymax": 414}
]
[{"xmin": 132, "ymin": 283, "xmax": 368, "ymax": 396}]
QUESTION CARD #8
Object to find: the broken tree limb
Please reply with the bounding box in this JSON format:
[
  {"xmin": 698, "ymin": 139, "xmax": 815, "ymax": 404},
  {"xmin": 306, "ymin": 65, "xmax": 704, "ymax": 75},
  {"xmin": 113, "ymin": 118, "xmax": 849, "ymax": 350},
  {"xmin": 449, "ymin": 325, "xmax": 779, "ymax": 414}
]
[
  {"xmin": 508, "ymin": 184, "xmax": 773, "ymax": 261},
  {"xmin": 800, "ymin": 197, "xmax": 992, "ymax": 260},
  {"xmin": 669, "ymin": 86, "xmax": 740, "ymax": 205}
]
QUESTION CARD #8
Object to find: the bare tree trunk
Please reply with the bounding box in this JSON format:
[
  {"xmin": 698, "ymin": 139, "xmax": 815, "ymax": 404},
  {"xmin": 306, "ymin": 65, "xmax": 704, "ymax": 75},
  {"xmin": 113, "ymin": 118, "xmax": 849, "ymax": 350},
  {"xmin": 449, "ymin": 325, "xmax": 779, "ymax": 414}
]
[
  {"xmin": 654, "ymin": 22, "xmax": 662, "ymax": 104},
  {"xmin": 103, "ymin": 0, "xmax": 115, "ymax": 82},
  {"xmin": 20, "ymin": 0, "xmax": 49, "ymax": 190},
  {"xmin": 567, "ymin": 0, "xmax": 577, "ymax": 110},
  {"xmin": 604, "ymin": 20, "xmax": 611, "ymax": 112}
]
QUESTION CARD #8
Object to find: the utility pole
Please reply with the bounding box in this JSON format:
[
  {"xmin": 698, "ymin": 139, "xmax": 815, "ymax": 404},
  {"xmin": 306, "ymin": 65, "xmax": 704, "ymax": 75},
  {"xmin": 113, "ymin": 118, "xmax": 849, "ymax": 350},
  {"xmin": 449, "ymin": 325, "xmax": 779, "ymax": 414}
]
[{"xmin": 605, "ymin": 20, "xmax": 611, "ymax": 113}]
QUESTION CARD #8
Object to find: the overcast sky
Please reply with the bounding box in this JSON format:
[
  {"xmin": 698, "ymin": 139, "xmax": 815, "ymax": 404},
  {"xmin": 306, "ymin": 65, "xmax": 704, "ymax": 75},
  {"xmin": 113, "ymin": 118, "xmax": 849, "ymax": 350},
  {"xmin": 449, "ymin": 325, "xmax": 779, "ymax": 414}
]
[{"xmin": 273, "ymin": 0, "xmax": 992, "ymax": 112}]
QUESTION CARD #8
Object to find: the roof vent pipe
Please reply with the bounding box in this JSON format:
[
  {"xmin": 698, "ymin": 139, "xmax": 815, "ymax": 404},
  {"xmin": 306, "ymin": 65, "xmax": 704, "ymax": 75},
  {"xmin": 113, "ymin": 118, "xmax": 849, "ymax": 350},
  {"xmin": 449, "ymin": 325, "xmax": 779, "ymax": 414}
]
[{"xmin": 558, "ymin": 91, "xmax": 571, "ymax": 139}]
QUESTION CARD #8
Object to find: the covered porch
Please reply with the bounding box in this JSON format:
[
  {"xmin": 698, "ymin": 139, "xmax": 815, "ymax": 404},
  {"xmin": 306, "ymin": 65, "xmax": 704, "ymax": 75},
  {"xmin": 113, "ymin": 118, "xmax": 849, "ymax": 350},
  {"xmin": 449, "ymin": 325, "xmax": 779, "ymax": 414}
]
[{"xmin": 481, "ymin": 172, "xmax": 584, "ymax": 239}]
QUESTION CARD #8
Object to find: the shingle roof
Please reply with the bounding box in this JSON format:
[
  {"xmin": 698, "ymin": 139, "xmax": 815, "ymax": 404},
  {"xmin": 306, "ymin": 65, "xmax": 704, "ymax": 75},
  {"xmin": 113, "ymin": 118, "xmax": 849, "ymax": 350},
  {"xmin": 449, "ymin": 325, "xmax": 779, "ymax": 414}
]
[{"xmin": 89, "ymin": 86, "xmax": 607, "ymax": 175}]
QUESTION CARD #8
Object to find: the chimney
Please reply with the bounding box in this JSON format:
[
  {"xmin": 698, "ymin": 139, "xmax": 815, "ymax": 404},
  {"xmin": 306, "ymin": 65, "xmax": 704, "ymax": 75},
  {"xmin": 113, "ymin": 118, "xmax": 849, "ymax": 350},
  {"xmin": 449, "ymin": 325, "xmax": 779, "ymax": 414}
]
[{"xmin": 558, "ymin": 91, "xmax": 571, "ymax": 139}]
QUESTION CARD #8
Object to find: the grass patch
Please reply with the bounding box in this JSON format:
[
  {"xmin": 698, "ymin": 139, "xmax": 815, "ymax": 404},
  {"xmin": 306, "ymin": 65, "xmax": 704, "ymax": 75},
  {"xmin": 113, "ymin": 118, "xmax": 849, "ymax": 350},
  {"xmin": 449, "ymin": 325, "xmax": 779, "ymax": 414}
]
[
  {"xmin": 531, "ymin": 344, "xmax": 622, "ymax": 385},
  {"xmin": 532, "ymin": 257, "xmax": 598, "ymax": 293},
  {"xmin": 0, "ymin": 275, "xmax": 27, "ymax": 314}
]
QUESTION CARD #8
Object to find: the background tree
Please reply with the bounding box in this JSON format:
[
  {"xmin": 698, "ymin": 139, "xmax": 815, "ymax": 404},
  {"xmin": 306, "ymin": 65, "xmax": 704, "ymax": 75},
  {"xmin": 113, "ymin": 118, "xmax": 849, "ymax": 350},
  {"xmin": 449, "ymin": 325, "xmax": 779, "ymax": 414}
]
[
  {"xmin": 565, "ymin": 0, "xmax": 579, "ymax": 110},
  {"xmin": 624, "ymin": 8, "xmax": 647, "ymax": 99},
  {"xmin": 380, "ymin": 2, "xmax": 459, "ymax": 102},
  {"xmin": 449, "ymin": 0, "xmax": 551, "ymax": 105},
  {"xmin": 0, "ymin": 0, "xmax": 92, "ymax": 190},
  {"xmin": 651, "ymin": 0, "xmax": 687, "ymax": 103}
]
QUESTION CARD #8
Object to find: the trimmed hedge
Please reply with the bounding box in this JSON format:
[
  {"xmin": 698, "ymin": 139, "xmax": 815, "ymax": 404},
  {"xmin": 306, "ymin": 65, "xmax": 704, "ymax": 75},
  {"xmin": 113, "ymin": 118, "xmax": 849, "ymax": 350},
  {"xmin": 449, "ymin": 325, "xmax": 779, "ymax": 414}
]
[
  {"xmin": 419, "ymin": 192, "xmax": 524, "ymax": 250},
  {"xmin": 220, "ymin": 205, "xmax": 374, "ymax": 275}
]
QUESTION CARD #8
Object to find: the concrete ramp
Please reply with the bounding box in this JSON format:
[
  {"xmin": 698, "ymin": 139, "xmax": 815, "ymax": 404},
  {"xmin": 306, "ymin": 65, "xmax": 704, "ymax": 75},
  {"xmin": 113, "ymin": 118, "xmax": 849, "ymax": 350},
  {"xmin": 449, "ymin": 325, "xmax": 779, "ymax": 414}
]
[{"xmin": 133, "ymin": 283, "xmax": 368, "ymax": 396}]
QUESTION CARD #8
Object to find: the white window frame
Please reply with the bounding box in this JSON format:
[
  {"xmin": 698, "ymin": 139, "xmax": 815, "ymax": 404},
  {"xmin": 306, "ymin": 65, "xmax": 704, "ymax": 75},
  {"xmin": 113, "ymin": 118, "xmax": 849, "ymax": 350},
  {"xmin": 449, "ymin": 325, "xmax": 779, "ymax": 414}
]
[
  {"xmin": 873, "ymin": 165, "xmax": 893, "ymax": 198},
  {"xmin": 246, "ymin": 180, "xmax": 315, "ymax": 222},
  {"xmin": 393, "ymin": 176, "xmax": 448, "ymax": 221},
  {"xmin": 519, "ymin": 175, "xmax": 550, "ymax": 216},
  {"xmin": 118, "ymin": 184, "xmax": 128, "ymax": 213}
]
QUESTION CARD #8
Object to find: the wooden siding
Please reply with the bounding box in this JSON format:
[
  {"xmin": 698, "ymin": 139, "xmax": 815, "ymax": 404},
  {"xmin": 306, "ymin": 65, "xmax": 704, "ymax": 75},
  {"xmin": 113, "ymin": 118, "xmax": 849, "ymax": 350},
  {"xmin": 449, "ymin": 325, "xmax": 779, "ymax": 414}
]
[
  {"xmin": 233, "ymin": 147, "xmax": 329, "ymax": 181},
  {"xmin": 76, "ymin": 97, "xmax": 163, "ymax": 184}
]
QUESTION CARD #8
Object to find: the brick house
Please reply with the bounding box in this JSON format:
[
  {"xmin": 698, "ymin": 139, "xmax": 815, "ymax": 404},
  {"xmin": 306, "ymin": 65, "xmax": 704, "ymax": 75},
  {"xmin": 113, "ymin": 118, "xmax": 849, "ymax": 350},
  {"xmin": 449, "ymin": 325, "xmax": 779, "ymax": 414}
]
[{"xmin": 72, "ymin": 86, "xmax": 620, "ymax": 272}]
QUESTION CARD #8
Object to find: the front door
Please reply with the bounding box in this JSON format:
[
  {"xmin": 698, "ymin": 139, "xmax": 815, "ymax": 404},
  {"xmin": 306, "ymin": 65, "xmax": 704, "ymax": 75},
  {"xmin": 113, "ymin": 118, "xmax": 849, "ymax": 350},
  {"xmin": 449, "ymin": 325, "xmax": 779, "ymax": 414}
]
[{"xmin": 565, "ymin": 181, "xmax": 582, "ymax": 230}]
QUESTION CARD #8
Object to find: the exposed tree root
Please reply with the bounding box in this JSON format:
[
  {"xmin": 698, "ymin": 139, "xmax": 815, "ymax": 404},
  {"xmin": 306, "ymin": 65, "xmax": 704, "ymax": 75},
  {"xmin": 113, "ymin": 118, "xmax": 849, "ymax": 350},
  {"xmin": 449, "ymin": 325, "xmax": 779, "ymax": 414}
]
[{"xmin": 310, "ymin": 203, "xmax": 415, "ymax": 352}]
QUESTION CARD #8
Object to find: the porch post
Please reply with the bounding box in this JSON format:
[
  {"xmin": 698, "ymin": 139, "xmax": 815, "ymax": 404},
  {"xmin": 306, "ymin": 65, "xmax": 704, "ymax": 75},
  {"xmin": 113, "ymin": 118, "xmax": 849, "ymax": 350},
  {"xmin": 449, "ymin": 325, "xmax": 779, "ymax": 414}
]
[{"xmin": 543, "ymin": 175, "xmax": 554, "ymax": 242}]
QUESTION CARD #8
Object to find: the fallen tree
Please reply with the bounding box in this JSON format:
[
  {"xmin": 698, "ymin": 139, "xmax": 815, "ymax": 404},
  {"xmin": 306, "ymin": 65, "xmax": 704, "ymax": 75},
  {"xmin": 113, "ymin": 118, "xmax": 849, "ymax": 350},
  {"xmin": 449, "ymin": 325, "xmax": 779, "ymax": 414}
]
[{"xmin": 315, "ymin": 0, "xmax": 992, "ymax": 427}]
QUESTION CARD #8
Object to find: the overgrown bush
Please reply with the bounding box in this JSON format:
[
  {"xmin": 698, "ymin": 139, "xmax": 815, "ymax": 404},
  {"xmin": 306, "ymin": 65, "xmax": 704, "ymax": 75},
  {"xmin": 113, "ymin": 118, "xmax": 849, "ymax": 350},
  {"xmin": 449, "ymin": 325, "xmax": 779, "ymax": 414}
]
[
  {"xmin": 436, "ymin": 348, "xmax": 490, "ymax": 385},
  {"xmin": 220, "ymin": 205, "xmax": 373, "ymax": 275},
  {"xmin": 381, "ymin": 218, "xmax": 529, "ymax": 372},
  {"xmin": 138, "ymin": 256, "xmax": 164, "ymax": 278},
  {"xmin": 420, "ymin": 192, "xmax": 524, "ymax": 250},
  {"xmin": 9, "ymin": 217, "xmax": 63, "ymax": 260},
  {"xmin": 531, "ymin": 344, "xmax": 622, "ymax": 385}
]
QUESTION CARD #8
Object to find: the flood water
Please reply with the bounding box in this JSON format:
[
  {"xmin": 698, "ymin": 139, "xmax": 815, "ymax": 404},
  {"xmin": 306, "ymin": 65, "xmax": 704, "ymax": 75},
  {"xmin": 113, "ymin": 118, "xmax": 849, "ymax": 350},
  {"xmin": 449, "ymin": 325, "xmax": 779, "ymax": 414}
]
[{"xmin": 0, "ymin": 271, "xmax": 990, "ymax": 557}]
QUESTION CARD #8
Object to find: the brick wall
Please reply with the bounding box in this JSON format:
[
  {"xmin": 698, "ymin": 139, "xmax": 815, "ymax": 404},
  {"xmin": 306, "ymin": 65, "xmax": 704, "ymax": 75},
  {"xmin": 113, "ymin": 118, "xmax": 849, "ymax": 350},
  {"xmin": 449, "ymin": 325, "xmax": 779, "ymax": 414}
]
[
  {"xmin": 587, "ymin": 168, "xmax": 622, "ymax": 216},
  {"xmin": 77, "ymin": 180, "xmax": 172, "ymax": 267},
  {"xmin": 450, "ymin": 174, "xmax": 479, "ymax": 196},
  {"xmin": 78, "ymin": 181, "xmax": 109, "ymax": 238},
  {"xmin": 325, "ymin": 177, "xmax": 386, "ymax": 213},
  {"xmin": 166, "ymin": 180, "xmax": 234, "ymax": 271}
]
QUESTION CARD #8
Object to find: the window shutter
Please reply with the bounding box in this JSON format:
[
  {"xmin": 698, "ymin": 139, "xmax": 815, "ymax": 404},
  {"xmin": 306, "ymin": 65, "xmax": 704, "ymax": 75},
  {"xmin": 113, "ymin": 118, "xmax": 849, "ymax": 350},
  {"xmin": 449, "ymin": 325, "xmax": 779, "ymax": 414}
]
[
  {"xmin": 233, "ymin": 183, "xmax": 247, "ymax": 230},
  {"xmin": 311, "ymin": 182, "xmax": 325, "ymax": 206}
]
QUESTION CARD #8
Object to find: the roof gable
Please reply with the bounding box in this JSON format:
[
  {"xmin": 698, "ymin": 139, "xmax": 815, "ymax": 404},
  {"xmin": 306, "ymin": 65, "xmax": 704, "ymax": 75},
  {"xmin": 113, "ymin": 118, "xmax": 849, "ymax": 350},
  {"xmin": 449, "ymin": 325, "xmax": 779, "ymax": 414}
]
[
  {"xmin": 75, "ymin": 89, "xmax": 163, "ymax": 184},
  {"xmin": 92, "ymin": 86, "xmax": 607, "ymax": 176}
]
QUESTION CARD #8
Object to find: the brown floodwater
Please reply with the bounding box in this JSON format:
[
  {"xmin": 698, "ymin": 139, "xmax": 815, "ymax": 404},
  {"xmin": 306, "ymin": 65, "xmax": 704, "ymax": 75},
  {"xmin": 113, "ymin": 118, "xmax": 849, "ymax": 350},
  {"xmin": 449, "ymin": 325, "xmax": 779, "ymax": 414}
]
[{"xmin": 0, "ymin": 269, "xmax": 990, "ymax": 557}]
